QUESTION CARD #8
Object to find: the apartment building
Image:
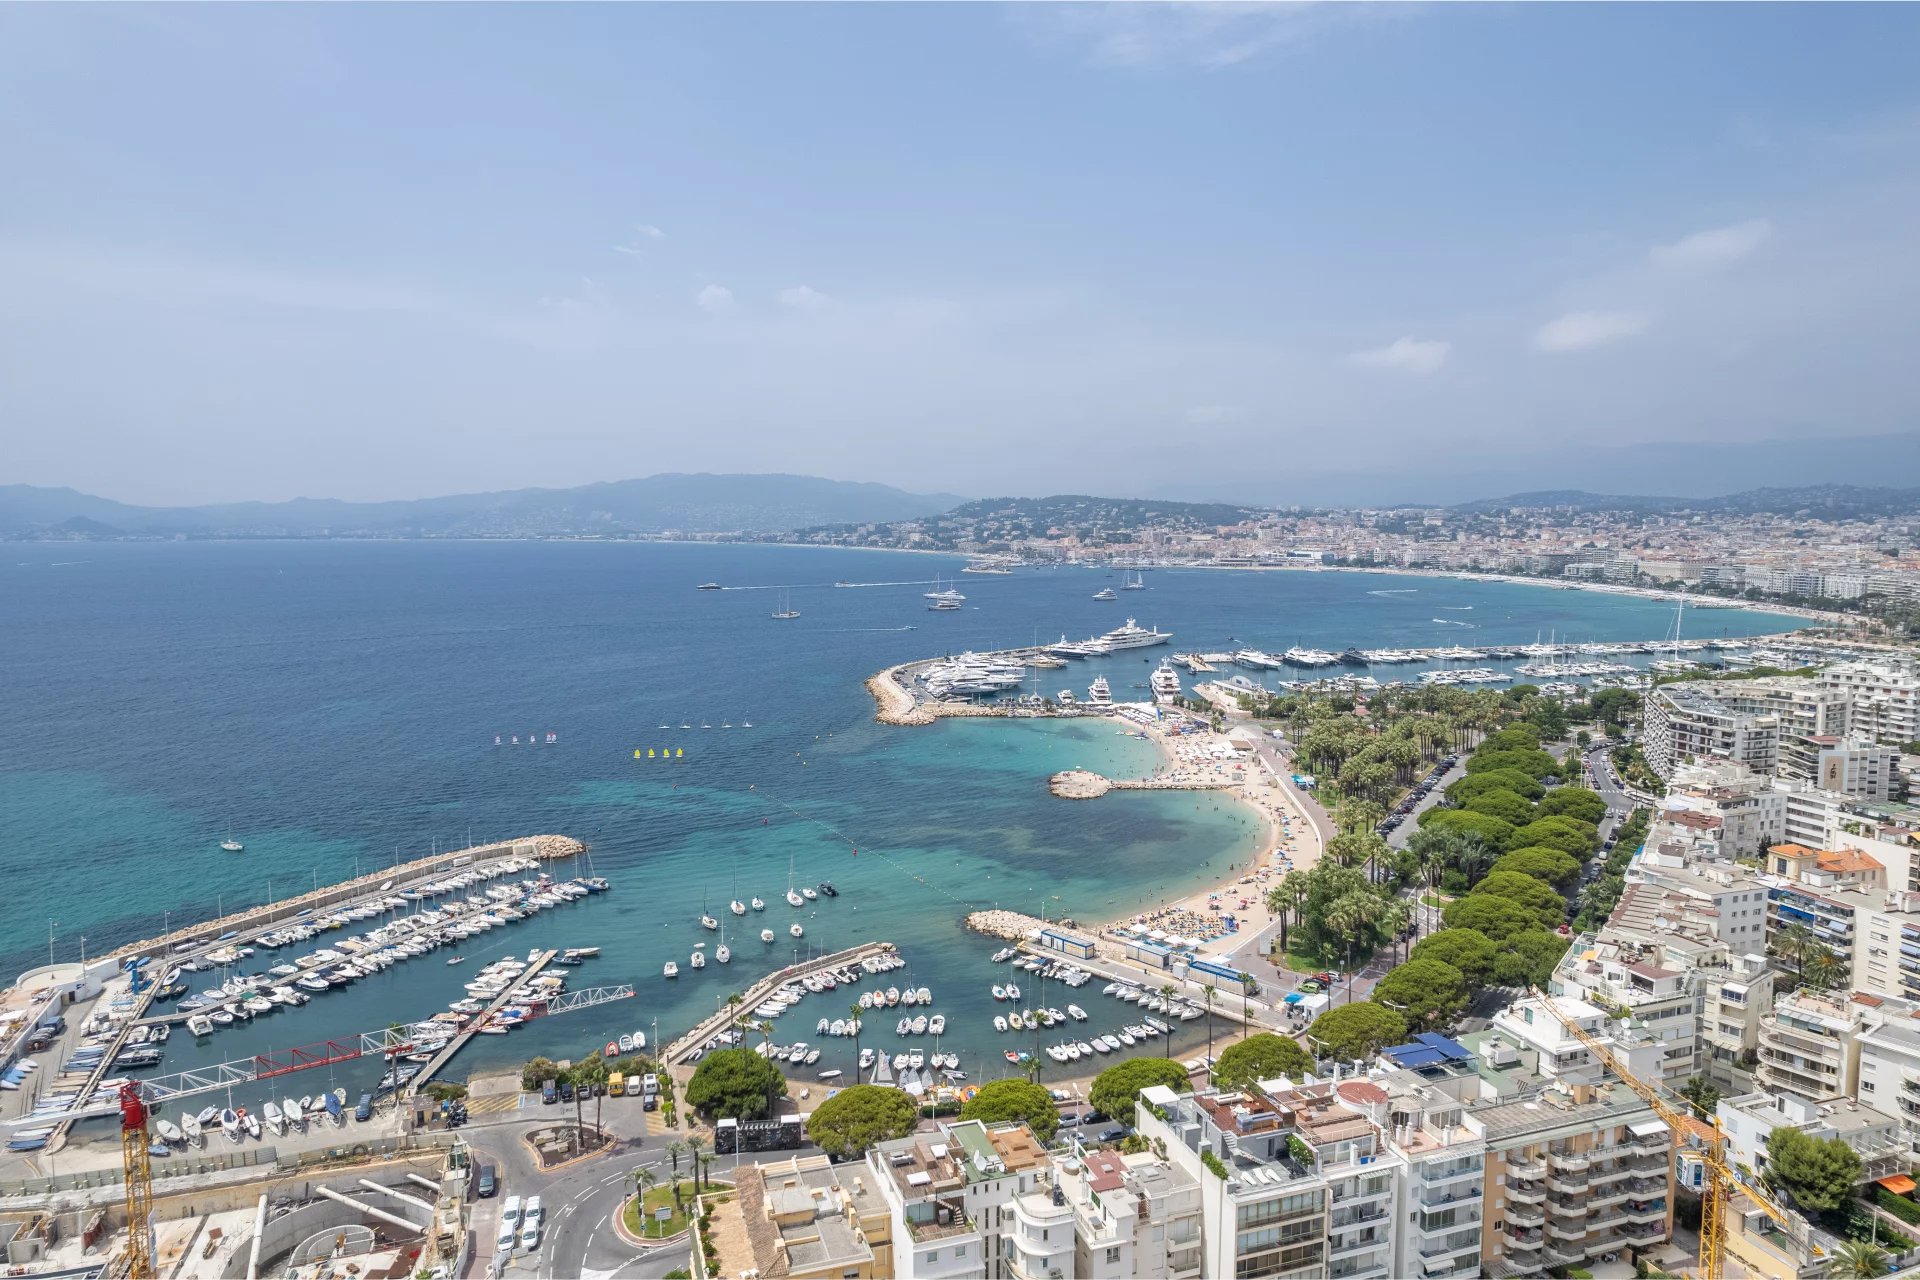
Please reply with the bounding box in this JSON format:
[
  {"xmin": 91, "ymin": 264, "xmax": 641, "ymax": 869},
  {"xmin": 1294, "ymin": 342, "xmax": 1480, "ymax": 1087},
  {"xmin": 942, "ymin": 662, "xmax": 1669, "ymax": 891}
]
[
  {"xmin": 1643, "ymin": 678, "xmax": 1852, "ymax": 782},
  {"xmin": 1855, "ymin": 1007, "xmax": 1920, "ymax": 1156},
  {"xmin": 1819, "ymin": 662, "xmax": 1920, "ymax": 746},
  {"xmin": 1717, "ymin": 1091, "xmax": 1908, "ymax": 1186},
  {"xmin": 1465, "ymin": 998, "xmax": 1675, "ymax": 1277},
  {"xmin": 1753, "ymin": 989, "xmax": 1874, "ymax": 1101},
  {"xmin": 1050, "ymin": 1148, "xmax": 1204, "ymax": 1280},
  {"xmin": 866, "ymin": 1118, "xmax": 1051, "ymax": 1279},
  {"xmin": 1814, "ymin": 737, "xmax": 1904, "ymax": 801},
  {"xmin": 729, "ymin": 1151, "xmax": 895, "ymax": 1279},
  {"xmin": 1658, "ymin": 761, "xmax": 1787, "ymax": 857},
  {"xmin": 1550, "ymin": 938, "xmax": 1702, "ymax": 1084}
]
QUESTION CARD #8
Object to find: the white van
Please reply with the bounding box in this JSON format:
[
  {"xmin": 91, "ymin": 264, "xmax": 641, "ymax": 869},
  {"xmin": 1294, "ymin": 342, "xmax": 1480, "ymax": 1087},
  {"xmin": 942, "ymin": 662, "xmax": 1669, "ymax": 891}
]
[{"xmin": 497, "ymin": 1195, "xmax": 522, "ymax": 1250}]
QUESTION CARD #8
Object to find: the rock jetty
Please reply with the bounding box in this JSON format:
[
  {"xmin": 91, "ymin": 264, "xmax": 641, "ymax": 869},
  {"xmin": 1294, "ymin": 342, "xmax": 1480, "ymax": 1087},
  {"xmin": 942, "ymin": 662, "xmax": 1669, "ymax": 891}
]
[{"xmin": 1049, "ymin": 770, "xmax": 1112, "ymax": 799}]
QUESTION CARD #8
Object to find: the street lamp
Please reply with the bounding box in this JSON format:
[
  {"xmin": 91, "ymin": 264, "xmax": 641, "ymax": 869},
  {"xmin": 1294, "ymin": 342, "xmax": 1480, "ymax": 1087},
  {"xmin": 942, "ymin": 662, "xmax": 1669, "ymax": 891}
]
[{"xmin": 46, "ymin": 919, "xmax": 57, "ymax": 968}]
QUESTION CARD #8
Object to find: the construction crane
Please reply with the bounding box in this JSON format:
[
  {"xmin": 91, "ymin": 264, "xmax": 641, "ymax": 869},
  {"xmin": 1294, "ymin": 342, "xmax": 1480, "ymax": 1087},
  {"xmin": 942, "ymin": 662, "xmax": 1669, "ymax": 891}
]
[
  {"xmin": 118, "ymin": 1080, "xmax": 156, "ymax": 1280},
  {"xmin": 1527, "ymin": 987, "xmax": 1813, "ymax": 1280}
]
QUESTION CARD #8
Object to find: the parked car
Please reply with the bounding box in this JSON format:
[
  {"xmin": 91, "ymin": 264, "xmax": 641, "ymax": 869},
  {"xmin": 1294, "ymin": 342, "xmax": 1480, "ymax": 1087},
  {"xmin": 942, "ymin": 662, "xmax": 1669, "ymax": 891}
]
[
  {"xmin": 475, "ymin": 1163, "xmax": 497, "ymax": 1198},
  {"xmin": 497, "ymin": 1196, "xmax": 522, "ymax": 1250},
  {"xmin": 541, "ymin": 1078, "xmax": 558, "ymax": 1105},
  {"xmin": 355, "ymin": 1093, "xmax": 374, "ymax": 1122},
  {"xmin": 1097, "ymin": 1127, "xmax": 1129, "ymax": 1143},
  {"xmin": 558, "ymin": 1080, "xmax": 575, "ymax": 1103},
  {"xmin": 520, "ymin": 1196, "xmax": 543, "ymax": 1250}
]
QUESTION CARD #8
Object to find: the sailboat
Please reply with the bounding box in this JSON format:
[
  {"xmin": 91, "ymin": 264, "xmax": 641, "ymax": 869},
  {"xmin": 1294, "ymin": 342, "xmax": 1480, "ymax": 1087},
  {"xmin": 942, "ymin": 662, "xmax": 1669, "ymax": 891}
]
[
  {"xmin": 700, "ymin": 888, "xmax": 719, "ymax": 932},
  {"xmin": 716, "ymin": 921, "xmax": 731, "ymax": 965},
  {"xmin": 771, "ymin": 588, "xmax": 800, "ymax": 620},
  {"xmin": 785, "ymin": 855, "xmax": 804, "ymax": 908},
  {"xmin": 1122, "ymin": 570, "xmax": 1146, "ymax": 591},
  {"xmin": 220, "ymin": 821, "xmax": 244, "ymax": 853},
  {"xmin": 729, "ymin": 871, "xmax": 747, "ymax": 917}
]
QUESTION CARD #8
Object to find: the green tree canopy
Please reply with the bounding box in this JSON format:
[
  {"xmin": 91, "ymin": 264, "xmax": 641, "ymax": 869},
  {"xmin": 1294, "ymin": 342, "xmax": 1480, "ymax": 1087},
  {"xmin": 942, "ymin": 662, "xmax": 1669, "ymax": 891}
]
[
  {"xmin": 1508, "ymin": 815, "xmax": 1600, "ymax": 859},
  {"xmin": 1479, "ymin": 724, "xmax": 1543, "ymax": 752},
  {"xmin": 1462, "ymin": 789, "xmax": 1537, "ymax": 826},
  {"xmin": 1410, "ymin": 929, "xmax": 1499, "ymax": 987},
  {"xmin": 960, "ymin": 1079, "xmax": 1060, "ymax": 1143},
  {"xmin": 1468, "ymin": 870, "xmax": 1567, "ymax": 929},
  {"xmin": 521, "ymin": 1056, "xmax": 560, "ymax": 1093},
  {"xmin": 1490, "ymin": 846, "xmax": 1583, "ymax": 889},
  {"xmin": 1089, "ymin": 1058, "xmax": 1192, "ymax": 1120},
  {"xmin": 1417, "ymin": 809, "xmax": 1518, "ymax": 851},
  {"xmin": 1465, "ymin": 748, "xmax": 1561, "ymax": 779},
  {"xmin": 1446, "ymin": 769, "xmax": 1546, "ymax": 804},
  {"xmin": 1527, "ymin": 699, "xmax": 1570, "ymax": 742},
  {"xmin": 684, "ymin": 1048, "xmax": 786, "ymax": 1121},
  {"xmin": 1290, "ymin": 864, "xmax": 1399, "ymax": 962},
  {"xmin": 1212, "ymin": 1035, "xmax": 1315, "ymax": 1091},
  {"xmin": 1536, "ymin": 787, "xmax": 1608, "ymax": 824},
  {"xmin": 805, "ymin": 1085, "xmax": 919, "ymax": 1159},
  {"xmin": 1307, "ymin": 1003, "xmax": 1408, "ymax": 1062},
  {"xmin": 1370, "ymin": 958, "xmax": 1470, "ymax": 1029},
  {"xmin": 1490, "ymin": 930, "xmax": 1572, "ymax": 988},
  {"xmin": 1442, "ymin": 893, "xmax": 1540, "ymax": 941},
  {"xmin": 1765, "ymin": 1126, "xmax": 1863, "ymax": 1212}
]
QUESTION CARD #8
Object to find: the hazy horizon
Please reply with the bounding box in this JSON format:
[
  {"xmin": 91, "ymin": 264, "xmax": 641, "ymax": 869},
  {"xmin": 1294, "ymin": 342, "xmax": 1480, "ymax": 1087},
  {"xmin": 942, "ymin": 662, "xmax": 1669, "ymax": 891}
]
[{"xmin": 6, "ymin": 5, "xmax": 1920, "ymax": 505}]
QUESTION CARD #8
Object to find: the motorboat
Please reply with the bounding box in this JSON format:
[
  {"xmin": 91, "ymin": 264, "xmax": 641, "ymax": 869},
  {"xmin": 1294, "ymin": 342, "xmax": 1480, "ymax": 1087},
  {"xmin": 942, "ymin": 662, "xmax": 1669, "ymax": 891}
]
[
  {"xmin": 994, "ymin": 1015, "xmax": 1008, "ymax": 1033},
  {"xmin": 789, "ymin": 923, "xmax": 804, "ymax": 938},
  {"xmin": 802, "ymin": 886, "xmax": 818, "ymax": 901},
  {"xmin": 618, "ymin": 1033, "xmax": 635, "ymax": 1053},
  {"xmin": 690, "ymin": 949, "xmax": 707, "ymax": 970},
  {"xmin": 663, "ymin": 960, "xmax": 680, "ymax": 979},
  {"xmin": 243, "ymin": 1112, "xmax": 261, "ymax": 1140},
  {"xmin": 929, "ymin": 1014, "xmax": 946, "ymax": 1035}
]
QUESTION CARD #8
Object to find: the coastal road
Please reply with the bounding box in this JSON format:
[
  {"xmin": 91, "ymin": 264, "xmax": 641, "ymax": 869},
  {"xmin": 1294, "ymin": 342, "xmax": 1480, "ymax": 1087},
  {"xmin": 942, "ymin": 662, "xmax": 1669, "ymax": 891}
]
[
  {"xmin": 1384, "ymin": 760, "xmax": 1464, "ymax": 851},
  {"xmin": 1584, "ymin": 742, "xmax": 1639, "ymax": 816}
]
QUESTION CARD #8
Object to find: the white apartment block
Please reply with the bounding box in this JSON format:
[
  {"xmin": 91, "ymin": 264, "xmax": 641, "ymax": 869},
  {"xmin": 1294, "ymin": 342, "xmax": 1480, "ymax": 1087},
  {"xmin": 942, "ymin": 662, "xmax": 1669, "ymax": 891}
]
[
  {"xmin": 1657, "ymin": 760, "xmax": 1787, "ymax": 858},
  {"xmin": 1717, "ymin": 1091, "xmax": 1908, "ymax": 1185},
  {"xmin": 1642, "ymin": 678, "xmax": 1851, "ymax": 782},
  {"xmin": 865, "ymin": 1118, "xmax": 1053, "ymax": 1280},
  {"xmin": 1819, "ymin": 662, "xmax": 1920, "ymax": 746},
  {"xmin": 1815, "ymin": 737, "xmax": 1904, "ymax": 800}
]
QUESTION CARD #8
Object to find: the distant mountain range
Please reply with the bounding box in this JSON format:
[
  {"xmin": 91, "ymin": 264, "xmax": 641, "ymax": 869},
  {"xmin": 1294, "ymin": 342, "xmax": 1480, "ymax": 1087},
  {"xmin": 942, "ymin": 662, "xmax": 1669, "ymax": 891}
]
[
  {"xmin": 0, "ymin": 474, "xmax": 966, "ymax": 539},
  {"xmin": 1451, "ymin": 484, "xmax": 1920, "ymax": 518}
]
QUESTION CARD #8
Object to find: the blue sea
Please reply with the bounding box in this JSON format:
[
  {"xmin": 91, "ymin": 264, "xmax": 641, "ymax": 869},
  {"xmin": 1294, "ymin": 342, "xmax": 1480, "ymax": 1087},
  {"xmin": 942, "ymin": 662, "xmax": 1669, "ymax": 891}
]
[{"xmin": 1, "ymin": 542, "xmax": 1801, "ymax": 1110}]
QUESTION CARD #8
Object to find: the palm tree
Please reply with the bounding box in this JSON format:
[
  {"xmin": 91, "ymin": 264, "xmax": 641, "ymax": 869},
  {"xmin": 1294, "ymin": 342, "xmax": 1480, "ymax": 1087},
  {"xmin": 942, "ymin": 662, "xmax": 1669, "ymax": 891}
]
[
  {"xmin": 1774, "ymin": 922, "xmax": 1816, "ymax": 975},
  {"xmin": 1802, "ymin": 947, "xmax": 1846, "ymax": 992},
  {"xmin": 634, "ymin": 1166, "xmax": 658, "ymax": 1231},
  {"xmin": 1832, "ymin": 1240, "xmax": 1890, "ymax": 1279},
  {"xmin": 666, "ymin": 1138, "xmax": 688, "ymax": 1213},
  {"xmin": 695, "ymin": 1149, "xmax": 717, "ymax": 1193},
  {"xmin": 687, "ymin": 1134, "xmax": 708, "ymax": 1191},
  {"xmin": 725, "ymin": 991, "xmax": 744, "ymax": 1032},
  {"xmin": 1266, "ymin": 872, "xmax": 1308, "ymax": 954},
  {"xmin": 575, "ymin": 1056, "xmax": 610, "ymax": 1138}
]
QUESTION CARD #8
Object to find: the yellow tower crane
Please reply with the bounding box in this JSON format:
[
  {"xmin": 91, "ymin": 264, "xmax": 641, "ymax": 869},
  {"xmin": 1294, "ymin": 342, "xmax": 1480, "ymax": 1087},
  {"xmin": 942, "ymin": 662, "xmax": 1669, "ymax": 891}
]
[
  {"xmin": 117, "ymin": 1080, "xmax": 156, "ymax": 1280},
  {"xmin": 1527, "ymin": 987, "xmax": 1817, "ymax": 1280}
]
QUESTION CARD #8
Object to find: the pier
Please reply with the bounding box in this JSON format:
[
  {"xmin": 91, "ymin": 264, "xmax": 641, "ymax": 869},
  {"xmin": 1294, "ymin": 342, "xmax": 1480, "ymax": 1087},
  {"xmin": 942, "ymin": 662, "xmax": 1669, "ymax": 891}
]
[
  {"xmin": 659, "ymin": 942, "xmax": 898, "ymax": 1067},
  {"xmin": 1048, "ymin": 769, "xmax": 1240, "ymax": 799},
  {"xmin": 405, "ymin": 949, "xmax": 555, "ymax": 1095},
  {"xmin": 115, "ymin": 834, "xmax": 586, "ymax": 969}
]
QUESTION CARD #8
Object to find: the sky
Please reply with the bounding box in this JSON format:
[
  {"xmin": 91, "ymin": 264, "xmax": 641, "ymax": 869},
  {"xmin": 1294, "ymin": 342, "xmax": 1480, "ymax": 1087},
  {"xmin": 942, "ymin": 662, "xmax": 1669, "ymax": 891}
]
[{"xmin": 5, "ymin": 3, "xmax": 1920, "ymax": 506}]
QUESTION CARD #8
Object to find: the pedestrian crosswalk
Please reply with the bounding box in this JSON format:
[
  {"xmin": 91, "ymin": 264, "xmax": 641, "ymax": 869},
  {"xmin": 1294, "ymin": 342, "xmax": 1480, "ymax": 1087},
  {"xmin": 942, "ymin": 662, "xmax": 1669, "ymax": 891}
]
[{"xmin": 466, "ymin": 1091, "xmax": 524, "ymax": 1116}]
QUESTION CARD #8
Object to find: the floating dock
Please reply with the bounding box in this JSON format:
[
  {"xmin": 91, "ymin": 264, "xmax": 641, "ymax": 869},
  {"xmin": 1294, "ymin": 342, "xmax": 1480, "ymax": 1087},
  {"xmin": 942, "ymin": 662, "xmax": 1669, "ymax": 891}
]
[{"xmin": 405, "ymin": 950, "xmax": 556, "ymax": 1095}]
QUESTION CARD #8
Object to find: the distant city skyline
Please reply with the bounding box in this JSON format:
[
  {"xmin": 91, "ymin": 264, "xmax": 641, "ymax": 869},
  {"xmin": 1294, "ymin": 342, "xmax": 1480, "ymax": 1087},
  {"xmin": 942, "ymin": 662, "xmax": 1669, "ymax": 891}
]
[{"xmin": 5, "ymin": 4, "xmax": 1920, "ymax": 504}]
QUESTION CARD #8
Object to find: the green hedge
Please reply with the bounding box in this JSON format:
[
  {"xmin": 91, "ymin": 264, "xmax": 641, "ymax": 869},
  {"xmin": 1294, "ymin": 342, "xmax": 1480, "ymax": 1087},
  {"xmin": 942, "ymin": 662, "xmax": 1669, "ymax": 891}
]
[{"xmin": 1877, "ymin": 1186, "xmax": 1920, "ymax": 1226}]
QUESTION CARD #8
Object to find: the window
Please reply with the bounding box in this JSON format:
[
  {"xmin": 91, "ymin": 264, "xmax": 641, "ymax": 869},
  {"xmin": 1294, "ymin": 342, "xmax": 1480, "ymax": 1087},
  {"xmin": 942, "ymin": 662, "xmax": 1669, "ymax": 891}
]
[
  {"xmin": 926, "ymin": 1250, "xmax": 938, "ymax": 1262},
  {"xmin": 1107, "ymin": 1247, "xmax": 1122, "ymax": 1263}
]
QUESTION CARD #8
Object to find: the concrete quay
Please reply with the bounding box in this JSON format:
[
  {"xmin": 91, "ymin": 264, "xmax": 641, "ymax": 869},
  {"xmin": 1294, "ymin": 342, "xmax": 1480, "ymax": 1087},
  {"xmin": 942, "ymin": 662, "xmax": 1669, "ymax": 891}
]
[
  {"xmin": 658, "ymin": 941, "xmax": 898, "ymax": 1067},
  {"xmin": 1048, "ymin": 769, "xmax": 1240, "ymax": 799},
  {"xmin": 115, "ymin": 833, "xmax": 585, "ymax": 967}
]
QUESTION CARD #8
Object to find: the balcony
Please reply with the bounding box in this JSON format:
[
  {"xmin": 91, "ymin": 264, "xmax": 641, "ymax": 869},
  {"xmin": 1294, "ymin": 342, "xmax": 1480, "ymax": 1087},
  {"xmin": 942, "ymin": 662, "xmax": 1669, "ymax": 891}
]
[
  {"xmin": 1506, "ymin": 1180, "xmax": 1545, "ymax": 1205},
  {"xmin": 1331, "ymin": 1207, "xmax": 1389, "ymax": 1231},
  {"xmin": 1626, "ymin": 1153, "xmax": 1669, "ymax": 1175},
  {"xmin": 1328, "ymin": 1232, "xmax": 1388, "ymax": 1261},
  {"xmin": 1589, "ymin": 1185, "xmax": 1630, "ymax": 1210},
  {"xmin": 1546, "ymin": 1244, "xmax": 1586, "ymax": 1267},
  {"xmin": 1547, "ymin": 1197, "xmax": 1587, "ymax": 1219},
  {"xmin": 1547, "ymin": 1172, "xmax": 1590, "ymax": 1194},
  {"xmin": 1620, "ymin": 1221, "xmax": 1666, "ymax": 1243},
  {"xmin": 1418, "ymin": 1236, "xmax": 1481, "ymax": 1263},
  {"xmin": 1505, "ymin": 1228, "xmax": 1544, "ymax": 1252},
  {"xmin": 1505, "ymin": 1204, "xmax": 1545, "ymax": 1229},
  {"xmin": 1548, "ymin": 1220, "xmax": 1589, "ymax": 1242},
  {"xmin": 1424, "ymin": 1161, "xmax": 1485, "ymax": 1186},
  {"xmin": 1626, "ymin": 1130, "xmax": 1670, "ymax": 1153},
  {"xmin": 1623, "ymin": 1200, "xmax": 1667, "ymax": 1224},
  {"xmin": 1504, "ymin": 1157, "xmax": 1546, "ymax": 1179},
  {"xmin": 1587, "ymin": 1163, "xmax": 1632, "ymax": 1186},
  {"xmin": 1548, "ymin": 1149, "xmax": 1590, "ymax": 1172}
]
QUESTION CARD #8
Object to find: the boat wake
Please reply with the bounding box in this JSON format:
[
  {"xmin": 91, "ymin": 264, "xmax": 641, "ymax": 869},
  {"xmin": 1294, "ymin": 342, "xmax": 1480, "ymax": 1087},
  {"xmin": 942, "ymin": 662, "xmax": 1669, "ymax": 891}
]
[
  {"xmin": 1437, "ymin": 605, "xmax": 1473, "ymax": 611},
  {"xmin": 1432, "ymin": 617, "xmax": 1477, "ymax": 627},
  {"xmin": 1366, "ymin": 589, "xmax": 1416, "ymax": 596}
]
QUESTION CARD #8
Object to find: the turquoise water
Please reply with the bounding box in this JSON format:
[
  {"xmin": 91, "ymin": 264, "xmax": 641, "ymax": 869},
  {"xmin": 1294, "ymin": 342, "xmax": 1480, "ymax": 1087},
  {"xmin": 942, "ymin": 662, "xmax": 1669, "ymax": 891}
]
[{"xmin": 0, "ymin": 543, "xmax": 1801, "ymax": 1109}]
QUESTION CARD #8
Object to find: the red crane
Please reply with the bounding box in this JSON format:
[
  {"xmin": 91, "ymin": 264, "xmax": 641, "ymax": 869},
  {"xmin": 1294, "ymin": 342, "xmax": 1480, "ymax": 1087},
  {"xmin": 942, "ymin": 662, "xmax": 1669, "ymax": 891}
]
[{"xmin": 118, "ymin": 1081, "xmax": 156, "ymax": 1280}]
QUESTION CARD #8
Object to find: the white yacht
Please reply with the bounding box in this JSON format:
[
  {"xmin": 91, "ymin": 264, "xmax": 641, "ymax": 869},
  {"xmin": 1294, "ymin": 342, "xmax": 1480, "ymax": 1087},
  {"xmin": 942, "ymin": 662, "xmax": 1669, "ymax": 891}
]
[
  {"xmin": 1150, "ymin": 661, "xmax": 1181, "ymax": 700},
  {"xmin": 1086, "ymin": 676, "xmax": 1113, "ymax": 706},
  {"xmin": 1091, "ymin": 587, "xmax": 1118, "ymax": 601},
  {"xmin": 663, "ymin": 960, "xmax": 679, "ymax": 979},
  {"xmin": 690, "ymin": 948, "xmax": 707, "ymax": 970},
  {"xmin": 1101, "ymin": 618, "xmax": 1171, "ymax": 650},
  {"xmin": 922, "ymin": 578, "xmax": 966, "ymax": 603},
  {"xmin": 1283, "ymin": 646, "xmax": 1340, "ymax": 667}
]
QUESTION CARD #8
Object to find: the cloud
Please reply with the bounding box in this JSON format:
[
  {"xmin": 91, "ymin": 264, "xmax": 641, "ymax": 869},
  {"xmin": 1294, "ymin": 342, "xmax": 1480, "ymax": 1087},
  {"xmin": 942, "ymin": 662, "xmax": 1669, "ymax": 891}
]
[
  {"xmin": 1648, "ymin": 219, "xmax": 1773, "ymax": 270},
  {"xmin": 1533, "ymin": 310, "xmax": 1651, "ymax": 353},
  {"xmin": 1019, "ymin": 2, "xmax": 1390, "ymax": 70},
  {"xmin": 695, "ymin": 284, "xmax": 734, "ymax": 314},
  {"xmin": 777, "ymin": 285, "xmax": 831, "ymax": 311},
  {"xmin": 1349, "ymin": 336, "xmax": 1450, "ymax": 375},
  {"xmin": 614, "ymin": 224, "xmax": 668, "ymax": 257}
]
